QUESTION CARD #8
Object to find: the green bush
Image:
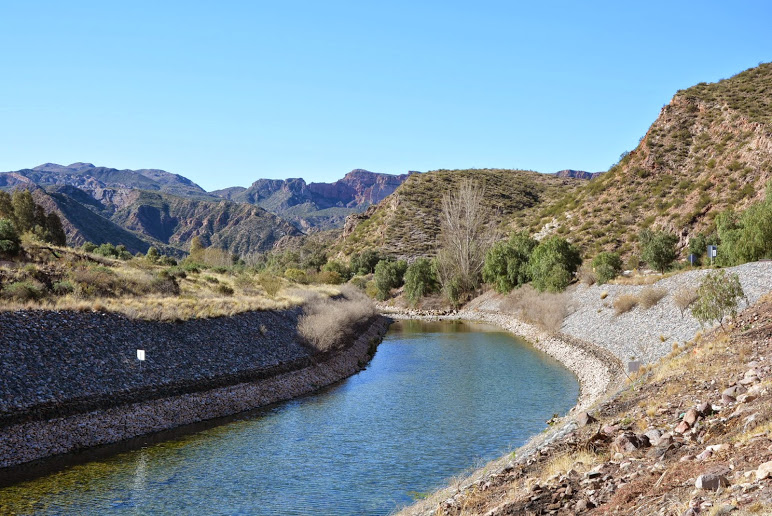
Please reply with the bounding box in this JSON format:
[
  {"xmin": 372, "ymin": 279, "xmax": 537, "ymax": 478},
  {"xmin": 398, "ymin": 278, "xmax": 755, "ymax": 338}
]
[
  {"xmin": 257, "ymin": 273, "xmax": 283, "ymax": 297},
  {"xmin": 373, "ymin": 259, "xmax": 407, "ymax": 301},
  {"xmin": 284, "ymin": 268, "xmax": 308, "ymax": 284},
  {"xmin": 322, "ymin": 260, "xmax": 351, "ymax": 281},
  {"xmin": 1, "ymin": 281, "xmax": 44, "ymax": 302},
  {"xmin": 315, "ymin": 270, "xmax": 344, "ymax": 285},
  {"xmin": 527, "ymin": 236, "xmax": 582, "ymax": 292},
  {"xmin": 639, "ymin": 229, "xmax": 678, "ymax": 273},
  {"xmin": 482, "ymin": 231, "xmax": 537, "ymax": 293},
  {"xmin": 591, "ymin": 252, "xmax": 622, "ymax": 284},
  {"xmin": 350, "ymin": 249, "xmax": 381, "ymax": 276},
  {"xmin": 0, "ymin": 218, "xmax": 21, "ymax": 257},
  {"xmin": 403, "ymin": 258, "xmax": 439, "ymax": 305},
  {"xmin": 215, "ymin": 283, "xmax": 235, "ymax": 296},
  {"xmin": 52, "ymin": 280, "xmax": 75, "ymax": 295},
  {"xmin": 716, "ymin": 189, "xmax": 772, "ymax": 265},
  {"xmin": 692, "ymin": 270, "xmax": 746, "ymax": 329}
]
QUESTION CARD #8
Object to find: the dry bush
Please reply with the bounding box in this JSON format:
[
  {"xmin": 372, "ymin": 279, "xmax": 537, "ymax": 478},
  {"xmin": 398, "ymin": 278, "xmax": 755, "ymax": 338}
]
[
  {"xmin": 501, "ymin": 284, "xmax": 569, "ymax": 333},
  {"xmin": 577, "ymin": 263, "xmax": 597, "ymax": 286},
  {"xmin": 298, "ymin": 286, "xmax": 376, "ymax": 352},
  {"xmin": 673, "ymin": 286, "xmax": 698, "ymax": 317},
  {"xmin": 257, "ymin": 273, "xmax": 283, "ymax": 297},
  {"xmin": 613, "ymin": 293, "xmax": 638, "ymax": 314},
  {"xmin": 639, "ymin": 287, "xmax": 667, "ymax": 309}
]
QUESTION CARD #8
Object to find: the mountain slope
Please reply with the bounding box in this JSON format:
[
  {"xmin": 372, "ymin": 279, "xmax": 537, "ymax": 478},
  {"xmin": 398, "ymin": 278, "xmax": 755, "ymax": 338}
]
[
  {"xmin": 212, "ymin": 169, "xmax": 414, "ymax": 230},
  {"xmin": 336, "ymin": 168, "xmax": 583, "ymax": 259},
  {"xmin": 517, "ymin": 62, "xmax": 772, "ymax": 257}
]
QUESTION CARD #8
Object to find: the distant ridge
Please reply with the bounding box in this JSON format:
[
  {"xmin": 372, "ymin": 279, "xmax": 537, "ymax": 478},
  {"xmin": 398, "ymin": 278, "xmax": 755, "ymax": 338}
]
[{"xmin": 553, "ymin": 169, "xmax": 603, "ymax": 180}]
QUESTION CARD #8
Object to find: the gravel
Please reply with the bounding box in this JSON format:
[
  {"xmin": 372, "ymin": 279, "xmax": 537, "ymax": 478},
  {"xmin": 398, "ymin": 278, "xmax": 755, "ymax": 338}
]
[{"xmin": 562, "ymin": 261, "xmax": 772, "ymax": 365}]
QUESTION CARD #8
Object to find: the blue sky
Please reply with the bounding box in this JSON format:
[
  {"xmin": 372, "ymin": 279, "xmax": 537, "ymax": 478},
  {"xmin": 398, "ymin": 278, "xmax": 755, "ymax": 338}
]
[{"xmin": 1, "ymin": 1, "xmax": 771, "ymax": 191}]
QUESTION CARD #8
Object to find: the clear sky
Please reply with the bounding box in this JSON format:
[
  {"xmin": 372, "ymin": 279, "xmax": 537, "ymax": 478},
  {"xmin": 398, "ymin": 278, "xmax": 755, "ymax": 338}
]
[{"xmin": 2, "ymin": 1, "xmax": 771, "ymax": 191}]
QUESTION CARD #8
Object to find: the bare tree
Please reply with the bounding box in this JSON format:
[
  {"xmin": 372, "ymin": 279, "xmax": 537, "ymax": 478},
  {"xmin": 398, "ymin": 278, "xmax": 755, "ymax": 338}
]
[{"xmin": 435, "ymin": 179, "xmax": 492, "ymax": 305}]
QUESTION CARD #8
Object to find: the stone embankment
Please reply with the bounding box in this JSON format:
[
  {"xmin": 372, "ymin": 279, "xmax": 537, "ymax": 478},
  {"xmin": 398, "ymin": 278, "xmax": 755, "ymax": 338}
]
[{"xmin": 0, "ymin": 309, "xmax": 390, "ymax": 468}]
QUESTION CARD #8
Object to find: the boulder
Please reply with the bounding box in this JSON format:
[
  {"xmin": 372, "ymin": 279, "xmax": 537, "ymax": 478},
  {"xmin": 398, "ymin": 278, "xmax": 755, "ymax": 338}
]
[
  {"xmin": 612, "ymin": 433, "xmax": 643, "ymax": 453},
  {"xmin": 577, "ymin": 411, "xmax": 597, "ymax": 427},
  {"xmin": 683, "ymin": 408, "xmax": 699, "ymax": 426},
  {"xmin": 696, "ymin": 402, "xmax": 713, "ymax": 416},
  {"xmin": 695, "ymin": 473, "xmax": 730, "ymax": 490},
  {"xmin": 756, "ymin": 461, "xmax": 772, "ymax": 480},
  {"xmin": 675, "ymin": 421, "xmax": 691, "ymax": 434}
]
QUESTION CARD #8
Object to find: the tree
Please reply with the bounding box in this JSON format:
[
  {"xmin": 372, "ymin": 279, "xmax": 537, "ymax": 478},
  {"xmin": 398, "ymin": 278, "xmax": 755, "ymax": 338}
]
[
  {"xmin": 640, "ymin": 229, "xmax": 678, "ymax": 274},
  {"xmin": 404, "ymin": 258, "xmax": 439, "ymax": 305},
  {"xmin": 11, "ymin": 190, "xmax": 37, "ymax": 233},
  {"xmin": 322, "ymin": 259, "xmax": 351, "ymax": 281},
  {"xmin": 43, "ymin": 212, "xmax": 67, "ymax": 246},
  {"xmin": 527, "ymin": 236, "xmax": 582, "ymax": 292},
  {"xmin": 373, "ymin": 259, "xmax": 407, "ymax": 301},
  {"xmin": 0, "ymin": 218, "xmax": 21, "ymax": 257},
  {"xmin": 482, "ymin": 231, "xmax": 538, "ymax": 293},
  {"xmin": 591, "ymin": 252, "xmax": 622, "ymax": 284},
  {"xmin": 0, "ymin": 191, "xmax": 14, "ymax": 221},
  {"xmin": 350, "ymin": 249, "xmax": 381, "ymax": 276},
  {"xmin": 189, "ymin": 236, "xmax": 205, "ymax": 261},
  {"xmin": 435, "ymin": 180, "xmax": 491, "ymax": 304},
  {"xmin": 691, "ymin": 270, "xmax": 746, "ymax": 329},
  {"xmin": 146, "ymin": 246, "xmax": 160, "ymax": 262}
]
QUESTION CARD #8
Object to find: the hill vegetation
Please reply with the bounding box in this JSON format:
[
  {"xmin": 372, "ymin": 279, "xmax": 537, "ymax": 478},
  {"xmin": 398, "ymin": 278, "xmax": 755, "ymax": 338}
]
[{"xmin": 513, "ymin": 63, "xmax": 772, "ymax": 260}]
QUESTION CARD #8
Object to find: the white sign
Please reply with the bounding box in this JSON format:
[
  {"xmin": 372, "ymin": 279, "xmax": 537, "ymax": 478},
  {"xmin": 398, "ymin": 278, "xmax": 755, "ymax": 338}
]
[{"xmin": 137, "ymin": 349, "xmax": 146, "ymax": 361}]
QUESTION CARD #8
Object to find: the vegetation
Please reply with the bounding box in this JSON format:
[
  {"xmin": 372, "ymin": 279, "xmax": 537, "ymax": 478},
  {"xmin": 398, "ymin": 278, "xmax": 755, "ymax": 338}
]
[
  {"xmin": 638, "ymin": 286, "xmax": 667, "ymax": 309},
  {"xmin": 0, "ymin": 190, "xmax": 66, "ymax": 248},
  {"xmin": 435, "ymin": 180, "xmax": 492, "ymax": 305},
  {"xmin": 500, "ymin": 285, "xmax": 569, "ymax": 333},
  {"xmin": 639, "ymin": 229, "xmax": 678, "ymax": 274},
  {"xmin": 590, "ymin": 252, "xmax": 622, "ymax": 284},
  {"xmin": 297, "ymin": 286, "xmax": 376, "ymax": 352},
  {"xmin": 715, "ymin": 188, "xmax": 772, "ymax": 265},
  {"xmin": 403, "ymin": 258, "xmax": 439, "ymax": 306},
  {"xmin": 373, "ymin": 259, "xmax": 407, "ymax": 301},
  {"xmin": 0, "ymin": 219, "xmax": 21, "ymax": 257},
  {"xmin": 673, "ymin": 286, "xmax": 699, "ymax": 317},
  {"xmin": 482, "ymin": 231, "xmax": 538, "ymax": 293},
  {"xmin": 692, "ymin": 270, "xmax": 746, "ymax": 329},
  {"xmin": 527, "ymin": 236, "xmax": 582, "ymax": 293}
]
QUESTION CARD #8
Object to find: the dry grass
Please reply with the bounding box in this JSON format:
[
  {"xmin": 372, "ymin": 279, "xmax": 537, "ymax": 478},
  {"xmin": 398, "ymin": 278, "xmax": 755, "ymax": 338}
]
[
  {"xmin": 673, "ymin": 286, "xmax": 698, "ymax": 316},
  {"xmin": 501, "ymin": 285, "xmax": 570, "ymax": 333},
  {"xmin": 577, "ymin": 264, "xmax": 597, "ymax": 286},
  {"xmin": 639, "ymin": 287, "xmax": 667, "ymax": 309},
  {"xmin": 298, "ymin": 285, "xmax": 376, "ymax": 352},
  {"xmin": 541, "ymin": 450, "xmax": 604, "ymax": 481},
  {"xmin": 613, "ymin": 293, "xmax": 638, "ymax": 314}
]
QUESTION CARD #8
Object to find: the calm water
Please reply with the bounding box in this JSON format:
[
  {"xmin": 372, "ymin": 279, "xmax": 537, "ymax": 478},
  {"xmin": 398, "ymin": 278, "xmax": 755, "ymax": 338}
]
[{"xmin": 0, "ymin": 320, "xmax": 578, "ymax": 515}]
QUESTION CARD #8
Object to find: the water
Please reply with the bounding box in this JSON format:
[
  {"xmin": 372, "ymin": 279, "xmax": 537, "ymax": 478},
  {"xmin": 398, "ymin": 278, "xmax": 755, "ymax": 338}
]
[{"xmin": 0, "ymin": 320, "xmax": 578, "ymax": 515}]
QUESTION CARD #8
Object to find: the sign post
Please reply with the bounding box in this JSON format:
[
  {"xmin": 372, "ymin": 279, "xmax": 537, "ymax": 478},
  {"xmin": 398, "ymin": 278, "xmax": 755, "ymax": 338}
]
[
  {"xmin": 707, "ymin": 245, "xmax": 718, "ymax": 265},
  {"xmin": 137, "ymin": 349, "xmax": 145, "ymax": 371}
]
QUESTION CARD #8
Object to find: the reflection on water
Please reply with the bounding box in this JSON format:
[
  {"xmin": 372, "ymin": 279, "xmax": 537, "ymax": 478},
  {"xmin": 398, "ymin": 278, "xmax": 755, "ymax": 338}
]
[{"xmin": 0, "ymin": 320, "xmax": 579, "ymax": 515}]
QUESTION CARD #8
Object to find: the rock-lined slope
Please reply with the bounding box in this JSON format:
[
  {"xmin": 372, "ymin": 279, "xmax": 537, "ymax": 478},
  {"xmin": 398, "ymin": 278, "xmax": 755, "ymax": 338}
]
[
  {"xmin": 336, "ymin": 168, "xmax": 583, "ymax": 259},
  {"xmin": 519, "ymin": 62, "xmax": 772, "ymax": 257},
  {"xmin": 212, "ymin": 169, "xmax": 414, "ymax": 230}
]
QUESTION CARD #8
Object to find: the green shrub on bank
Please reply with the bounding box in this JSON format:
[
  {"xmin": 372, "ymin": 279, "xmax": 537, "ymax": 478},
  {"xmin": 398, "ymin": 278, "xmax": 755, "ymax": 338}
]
[
  {"xmin": 639, "ymin": 229, "xmax": 678, "ymax": 273},
  {"xmin": 0, "ymin": 218, "xmax": 21, "ymax": 257},
  {"xmin": 404, "ymin": 258, "xmax": 439, "ymax": 305},
  {"xmin": 692, "ymin": 270, "xmax": 746, "ymax": 329},
  {"xmin": 373, "ymin": 259, "xmax": 407, "ymax": 301},
  {"xmin": 591, "ymin": 252, "xmax": 622, "ymax": 284},
  {"xmin": 482, "ymin": 231, "xmax": 537, "ymax": 293},
  {"xmin": 527, "ymin": 236, "xmax": 582, "ymax": 292}
]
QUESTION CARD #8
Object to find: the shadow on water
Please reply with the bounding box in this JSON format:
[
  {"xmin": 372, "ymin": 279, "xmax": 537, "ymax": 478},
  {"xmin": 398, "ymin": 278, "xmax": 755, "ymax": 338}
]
[{"xmin": 0, "ymin": 319, "xmax": 579, "ymax": 516}]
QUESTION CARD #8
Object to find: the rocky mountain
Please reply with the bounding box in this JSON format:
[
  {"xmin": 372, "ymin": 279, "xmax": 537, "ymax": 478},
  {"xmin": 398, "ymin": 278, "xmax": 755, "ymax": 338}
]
[
  {"xmin": 211, "ymin": 169, "xmax": 414, "ymax": 230},
  {"xmin": 554, "ymin": 169, "xmax": 603, "ymax": 180},
  {"xmin": 516, "ymin": 62, "xmax": 772, "ymax": 258},
  {"xmin": 0, "ymin": 162, "xmax": 213, "ymax": 199},
  {"xmin": 336, "ymin": 168, "xmax": 583, "ymax": 260}
]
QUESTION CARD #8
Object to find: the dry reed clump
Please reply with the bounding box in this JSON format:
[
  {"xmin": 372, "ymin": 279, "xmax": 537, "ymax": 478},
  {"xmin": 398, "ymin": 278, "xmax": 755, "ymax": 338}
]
[
  {"xmin": 639, "ymin": 287, "xmax": 667, "ymax": 309},
  {"xmin": 673, "ymin": 286, "xmax": 699, "ymax": 317},
  {"xmin": 577, "ymin": 264, "xmax": 597, "ymax": 286},
  {"xmin": 501, "ymin": 284, "xmax": 569, "ymax": 333},
  {"xmin": 298, "ymin": 285, "xmax": 376, "ymax": 352},
  {"xmin": 613, "ymin": 293, "xmax": 638, "ymax": 314}
]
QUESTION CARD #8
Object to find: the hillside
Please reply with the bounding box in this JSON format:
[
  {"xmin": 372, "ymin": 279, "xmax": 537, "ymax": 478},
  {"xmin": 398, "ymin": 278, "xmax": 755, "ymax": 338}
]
[
  {"xmin": 516, "ymin": 63, "xmax": 772, "ymax": 258},
  {"xmin": 336, "ymin": 168, "xmax": 583, "ymax": 259},
  {"xmin": 212, "ymin": 169, "xmax": 414, "ymax": 231}
]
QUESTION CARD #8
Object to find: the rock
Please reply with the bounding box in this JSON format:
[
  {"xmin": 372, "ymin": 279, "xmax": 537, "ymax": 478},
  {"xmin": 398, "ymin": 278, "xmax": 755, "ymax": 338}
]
[
  {"xmin": 644, "ymin": 428, "xmax": 662, "ymax": 444},
  {"xmin": 737, "ymin": 393, "xmax": 757, "ymax": 404},
  {"xmin": 683, "ymin": 408, "xmax": 699, "ymax": 426},
  {"xmin": 675, "ymin": 421, "xmax": 691, "ymax": 434},
  {"xmin": 722, "ymin": 394, "xmax": 736, "ymax": 404},
  {"xmin": 612, "ymin": 433, "xmax": 643, "ymax": 453},
  {"xmin": 722, "ymin": 386, "xmax": 738, "ymax": 397},
  {"xmin": 575, "ymin": 499, "xmax": 588, "ymax": 511},
  {"xmin": 713, "ymin": 505, "xmax": 738, "ymax": 515},
  {"xmin": 601, "ymin": 424, "xmax": 619, "ymax": 436},
  {"xmin": 576, "ymin": 411, "xmax": 596, "ymax": 427},
  {"xmin": 696, "ymin": 449, "xmax": 713, "ymax": 461},
  {"xmin": 696, "ymin": 401, "xmax": 712, "ymax": 416},
  {"xmin": 756, "ymin": 461, "xmax": 772, "ymax": 480},
  {"xmin": 695, "ymin": 473, "xmax": 730, "ymax": 490}
]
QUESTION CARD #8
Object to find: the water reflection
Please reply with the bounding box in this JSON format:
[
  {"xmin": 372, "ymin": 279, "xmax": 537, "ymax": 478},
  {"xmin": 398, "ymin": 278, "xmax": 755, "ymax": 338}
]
[{"xmin": 0, "ymin": 320, "xmax": 578, "ymax": 515}]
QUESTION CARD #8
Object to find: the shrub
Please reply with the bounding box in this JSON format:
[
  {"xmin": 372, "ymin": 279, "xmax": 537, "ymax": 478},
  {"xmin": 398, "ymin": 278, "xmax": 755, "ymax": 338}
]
[
  {"xmin": 215, "ymin": 284, "xmax": 234, "ymax": 296},
  {"xmin": 482, "ymin": 231, "xmax": 538, "ymax": 293},
  {"xmin": 639, "ymin": 287, "xmax": 667, "ymax": 309},
  {"xmin": 0, "ymin": 218, "xmax": 21, "ymax": 257},
  {"xmin": 577, "ymin": 264, "xmax": 597, "ymax": 286},
  {"xmin": 284, "ymin": 268, "xmax": 308, "ymax": 284},
  {"xmin": 528, "ymin": 236, "xmax": 582, "ymax": 292},
  {"xmin": 591, "ymin": 252, "xmax": 623, "ymax": 284},
  {"xmin": 403, "ymin": 258, "xmax": 439, "ymax": 306},
  {"xmin": 322, "ymin": 260, "xmax": 351, "ymax": 281},
  {"xmin": 1, "ymin": 280, "xmax": 44, "ymax": 302},
  {"xmin": 501, "ymin": 284, "xmax": 569, "ymax": 333},
  {"xmin": 692, "ymin": 270, "xmax": 746, "ymax": 329},
  {"xmin": 673, "ymin": 286, "xmax": 698, "ymax": 317},
  {"xmin": 348, "ymin": 275, "xmax": 369, "ymax": 290},
  {"xmin": 257, "ymin": 273, "xmax": 283, "ymax": 297},
  {"xmin": 613, "ymin": 293, "xmax": 638, "ymax": 314},
  {"xmin": 350, "ymin": 250, "xmax": 381, "ymax": 276},
  {"xmin": 315, "ymin": 270, "xmax": 344, "ymax": 285},
  {"xmin": 52, "ymin": 280, "xmax": 75, "ymax": 295},
  {"xmin": 298, "ymin": 286, "xmax": 376, "ymax": 352},
  {"xmin": 639, "ymin": 229, "xmax": 678, "ymax": 274},
  {"xmin": 373, "ymin": 259, "xmax": 407, "ymax": 301}
]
